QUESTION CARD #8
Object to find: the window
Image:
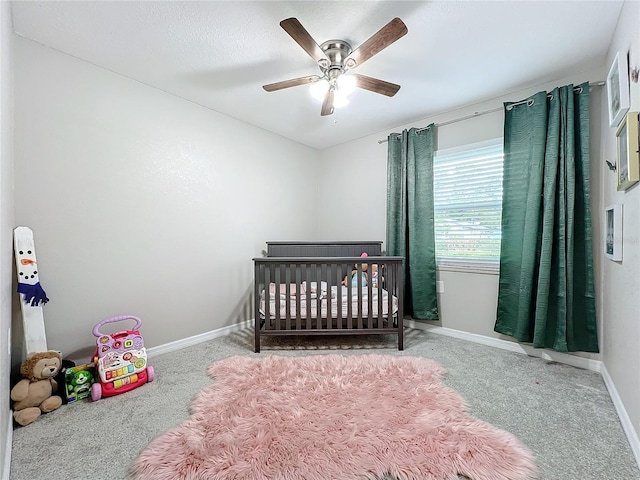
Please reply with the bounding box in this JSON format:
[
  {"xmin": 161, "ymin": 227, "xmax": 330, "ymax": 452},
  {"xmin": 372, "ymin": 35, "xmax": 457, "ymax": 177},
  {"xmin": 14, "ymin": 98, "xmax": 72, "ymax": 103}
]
[{"xmin": 433, "ymin": 138, "xmax": 504, "ymax": 272}]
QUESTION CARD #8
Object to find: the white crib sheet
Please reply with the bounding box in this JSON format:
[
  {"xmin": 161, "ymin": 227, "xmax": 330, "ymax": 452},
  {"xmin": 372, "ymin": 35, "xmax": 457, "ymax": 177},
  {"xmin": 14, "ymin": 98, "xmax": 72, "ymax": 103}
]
[{"xmin": 259, "ymin": 282, "xmax": 398, "ymax": 320}]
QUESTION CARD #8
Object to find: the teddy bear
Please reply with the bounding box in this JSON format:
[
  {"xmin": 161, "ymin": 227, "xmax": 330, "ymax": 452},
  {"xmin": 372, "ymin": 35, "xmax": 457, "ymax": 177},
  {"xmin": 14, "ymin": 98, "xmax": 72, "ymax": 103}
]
[{"xmin": 11, "ymin": 350, "xmax": 63, "ymax": 426}]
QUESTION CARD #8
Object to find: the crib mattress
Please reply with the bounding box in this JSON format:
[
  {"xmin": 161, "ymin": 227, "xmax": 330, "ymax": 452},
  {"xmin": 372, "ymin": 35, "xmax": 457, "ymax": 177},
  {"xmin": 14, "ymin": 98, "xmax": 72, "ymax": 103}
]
[{"xmin": 259, "ymin": 283, "xmax": 398, "ymax": 320}]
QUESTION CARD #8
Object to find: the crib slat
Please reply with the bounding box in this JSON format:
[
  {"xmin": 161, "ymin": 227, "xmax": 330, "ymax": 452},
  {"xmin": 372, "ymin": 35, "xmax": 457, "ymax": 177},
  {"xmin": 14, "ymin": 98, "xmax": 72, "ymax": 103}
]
[
  {"xmin": 306, "ymin": 264, "xmax": 312, "ymax": 330},
  {"xmin": 265, "ymin": 265, "xmax": 272, "ymax": 331},
  {"xmin": 346, "ymin": 269, "xmax": 353, "ymax": 330},
  {"xmin": 377, "ymin": 262, "xmax": 383, "ymax": 329},
  {"xmin": 285, "ymin": 266, "xmax": 292, "ymax": 331},
  {"xmin": 336, "ymin": 265, "xmax": 343, "ymax": 329},
  {"xmin": 322, "ymin": 263, "xmax": 330, "ymax": 330},
  {"xmin": 387, "ymin": 262, "xmax": 393, "ymax": 331},
  {"xmin": 315, "ymin": 263, "xmax": 322, "ymax": 330},
  {"xmin": 367, "ymin": 261, "xmax": 373, "ymax": 329},
  {"xmin": 274, "ymin": 267, "xmax": 281, "ymax": 330},
  {"xmin": 295, "ymin": 266, "xmax": 301, "ymax": 330},
  {"xmin": 356, "ymin": 263, "xmax": 362, "ymax": 330}
]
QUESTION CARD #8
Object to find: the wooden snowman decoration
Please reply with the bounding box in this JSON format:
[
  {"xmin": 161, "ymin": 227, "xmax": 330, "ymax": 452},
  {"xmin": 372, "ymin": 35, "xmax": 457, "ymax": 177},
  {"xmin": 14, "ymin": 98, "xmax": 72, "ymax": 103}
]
[{"xmin": 14, "ymin": 226, "xmax": 49, "ymax": 353}]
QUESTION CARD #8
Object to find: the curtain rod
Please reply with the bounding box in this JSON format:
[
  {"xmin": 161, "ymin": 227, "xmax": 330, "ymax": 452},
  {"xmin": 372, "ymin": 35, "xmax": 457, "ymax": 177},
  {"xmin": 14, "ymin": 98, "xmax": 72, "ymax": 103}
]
[{"xmin": 378, "ymin": 81, "xmax": 605, "ymax": 144}]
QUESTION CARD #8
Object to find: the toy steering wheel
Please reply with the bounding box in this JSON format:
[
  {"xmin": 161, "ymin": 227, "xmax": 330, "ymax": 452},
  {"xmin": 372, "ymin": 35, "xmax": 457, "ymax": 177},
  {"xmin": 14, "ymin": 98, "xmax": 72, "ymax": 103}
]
[{"xmin": 92, "ymin": 315, "xmax": 143, "ymax": 338}]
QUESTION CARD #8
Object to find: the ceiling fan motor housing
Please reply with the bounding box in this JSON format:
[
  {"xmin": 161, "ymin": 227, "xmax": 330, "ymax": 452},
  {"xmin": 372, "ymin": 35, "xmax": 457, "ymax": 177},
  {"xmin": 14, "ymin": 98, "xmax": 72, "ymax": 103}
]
[{"xmin": 319, "ymin": 40, "xmax": 354, "ymax": 79}]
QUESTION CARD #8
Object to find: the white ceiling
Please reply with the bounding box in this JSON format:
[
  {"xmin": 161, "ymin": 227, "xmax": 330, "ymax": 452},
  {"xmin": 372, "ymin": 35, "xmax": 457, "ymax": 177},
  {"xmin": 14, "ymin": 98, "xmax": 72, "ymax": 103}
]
[{"xmin": 11, "ymin": 1, "xmax": 623, "ymax": 150}]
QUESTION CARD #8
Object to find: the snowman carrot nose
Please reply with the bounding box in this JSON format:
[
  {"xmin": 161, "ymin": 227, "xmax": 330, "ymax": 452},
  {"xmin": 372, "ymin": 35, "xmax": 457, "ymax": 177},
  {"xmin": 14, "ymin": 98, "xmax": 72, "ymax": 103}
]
[{"xmin": 20, "ymin": 259, "xmax": 36, "ymax": 265}]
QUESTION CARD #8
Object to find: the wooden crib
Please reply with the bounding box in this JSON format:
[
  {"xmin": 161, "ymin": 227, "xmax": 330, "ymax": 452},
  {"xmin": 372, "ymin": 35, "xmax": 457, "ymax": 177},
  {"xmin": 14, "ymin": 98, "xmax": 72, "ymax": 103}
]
[{"xmin": 253, "ymin": 241, "xmax": 404, "ymax": 353}]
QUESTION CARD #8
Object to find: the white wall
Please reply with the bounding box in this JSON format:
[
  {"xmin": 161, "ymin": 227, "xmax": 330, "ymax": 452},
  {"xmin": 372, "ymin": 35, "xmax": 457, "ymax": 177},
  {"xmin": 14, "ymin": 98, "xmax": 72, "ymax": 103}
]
[
  {"xmin": 599, "ymin": 0, "xmax": 640, "ymax": 453},
  {"xmin": 318, "ymin": 67, "xmax": 604, "ymax": 353},
  {"xmin": 0, "ymin": 1, "xmax": 13, "ymax": 475},
  {"xmin": 12, "ymin": 37, "xmax": 320, "ymax": 359}
]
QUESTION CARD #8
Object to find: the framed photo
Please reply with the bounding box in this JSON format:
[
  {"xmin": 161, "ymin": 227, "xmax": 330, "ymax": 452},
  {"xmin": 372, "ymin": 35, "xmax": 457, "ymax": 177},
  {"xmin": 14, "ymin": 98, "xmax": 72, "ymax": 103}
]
[
  {"xmin": 604, "ymin": 204, "xmax": 622, "ymax": 261},
  {"xmin": 616, "ymin": 112, "xmax": 639, "ymax": 191},
  {"xmin": 606, "ymin": 51, "xmax": 630, "ymax": 128}
]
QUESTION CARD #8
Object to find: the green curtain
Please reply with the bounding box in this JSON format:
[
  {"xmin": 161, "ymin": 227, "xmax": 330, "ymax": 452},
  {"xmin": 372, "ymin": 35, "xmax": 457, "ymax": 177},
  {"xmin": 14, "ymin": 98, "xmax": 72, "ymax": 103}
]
[
  {"xmin": 495, "ymin": 82, "xmax": 598, "ymax": 352},
  {"xmin": 386, "ymin": 127, "xmax": 439, "ymax": 320}
]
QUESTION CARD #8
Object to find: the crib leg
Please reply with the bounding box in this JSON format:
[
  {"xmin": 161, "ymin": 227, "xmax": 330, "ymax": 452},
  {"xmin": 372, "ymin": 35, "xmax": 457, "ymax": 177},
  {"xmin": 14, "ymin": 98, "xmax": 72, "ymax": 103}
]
[
  {"xmin": 255, "ymin": 317, "xmax": 261, "ymax": 353},
  {"xmin": 397, "ymin": 316, "xmax": 404, "ymax": 351}
]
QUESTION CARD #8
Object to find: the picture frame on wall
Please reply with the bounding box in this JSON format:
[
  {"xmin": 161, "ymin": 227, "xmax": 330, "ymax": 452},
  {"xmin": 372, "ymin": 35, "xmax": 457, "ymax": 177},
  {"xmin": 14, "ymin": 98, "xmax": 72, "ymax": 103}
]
[
  {"xmin": 604, "ymin": 204, "xmax": 623, "ymax": 262},
  {"xmin": 616, "ymin": 112, "xmax": 639, "ymax": 191},
  {"xmin": 606, "ymin": 51, "xmax": 630, "ymax": 128}
]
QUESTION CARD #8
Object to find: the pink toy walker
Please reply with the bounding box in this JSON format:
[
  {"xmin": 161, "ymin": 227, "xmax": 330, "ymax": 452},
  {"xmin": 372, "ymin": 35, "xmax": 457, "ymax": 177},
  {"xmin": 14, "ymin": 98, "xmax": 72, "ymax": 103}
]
[{"xmin": 91, "ymin": 315, "xmax": 154, "ymax": 401}]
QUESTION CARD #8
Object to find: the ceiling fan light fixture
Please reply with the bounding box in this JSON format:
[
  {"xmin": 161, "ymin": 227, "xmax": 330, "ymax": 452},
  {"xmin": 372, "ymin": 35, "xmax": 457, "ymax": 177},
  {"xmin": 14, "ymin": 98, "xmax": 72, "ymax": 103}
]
[
  {"xmin": 333, "ymin": 89, "xmax": 349, "ymax": 108},
  {"xmin": 310, "ymin": 78, "xmax": 330, "ymax": 101},
  {"xmin": 337, "ymin": 74, "xmax": 357, "ymax": 95}
]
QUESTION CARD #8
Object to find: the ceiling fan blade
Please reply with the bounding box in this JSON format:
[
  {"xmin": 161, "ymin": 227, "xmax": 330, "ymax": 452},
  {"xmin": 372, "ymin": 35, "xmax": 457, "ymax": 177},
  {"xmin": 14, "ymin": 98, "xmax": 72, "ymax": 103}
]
[
  {"xmin": 345, "ymin": 18, "xmax": 408, "ymax": 68},
  {"xmin": 321, "ymin": 89, "xmax": 335, "ymax": 116},
  {"xmin": 352, "ymin": 74, "xmax": 401, "ymax": 97},
  {"xmin": 263, "ymin": 75, "xmax": 319, "ymax": 92},
  {"xmin": 280, "ymin": 18, "xmax": 329, "ymax": 64}
]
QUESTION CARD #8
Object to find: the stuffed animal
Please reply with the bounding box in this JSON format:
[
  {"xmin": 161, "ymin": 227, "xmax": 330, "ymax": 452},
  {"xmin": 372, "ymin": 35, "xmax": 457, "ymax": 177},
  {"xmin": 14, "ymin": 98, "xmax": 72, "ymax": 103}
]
[
  {"xmin": 11, "ymin": 350, "xmax": 63, "ymax": 426},
  {"xmin": 64, "ymin": 366, "xmax": 94, "ymax": 402},
  {"xmin": 370, "ymin": 263, "xmax": 379, "ymax": 287},
  {"xmin": 343, "ymin": 253, "xmax": 369, "ymax": 286}
]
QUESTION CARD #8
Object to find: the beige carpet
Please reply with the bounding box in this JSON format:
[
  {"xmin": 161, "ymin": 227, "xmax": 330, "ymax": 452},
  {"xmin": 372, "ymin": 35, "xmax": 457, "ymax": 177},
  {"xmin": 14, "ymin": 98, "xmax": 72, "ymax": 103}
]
[{"xmin": 10, "ymin": 327, "xmax": 640, "ymax": 480}]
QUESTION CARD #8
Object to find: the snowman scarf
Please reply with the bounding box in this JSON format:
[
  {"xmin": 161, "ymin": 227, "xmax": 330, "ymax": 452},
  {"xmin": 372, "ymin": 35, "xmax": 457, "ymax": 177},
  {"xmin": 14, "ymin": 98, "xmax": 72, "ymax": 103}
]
[{"xmin": 17, "ymin": 282, "xmax": 49, "ymax": 306}]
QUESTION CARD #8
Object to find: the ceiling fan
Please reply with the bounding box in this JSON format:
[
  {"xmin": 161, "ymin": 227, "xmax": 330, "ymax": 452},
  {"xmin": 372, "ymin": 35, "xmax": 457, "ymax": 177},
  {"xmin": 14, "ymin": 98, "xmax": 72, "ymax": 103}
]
[{"xmin": 263, "ymin": 17, "xmax": 408, "ymax": 116}]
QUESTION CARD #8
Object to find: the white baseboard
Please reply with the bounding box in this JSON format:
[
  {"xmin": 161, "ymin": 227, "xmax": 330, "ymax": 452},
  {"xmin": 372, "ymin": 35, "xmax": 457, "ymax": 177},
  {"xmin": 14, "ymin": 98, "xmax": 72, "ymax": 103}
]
[
  {"xmin": 146, "ymin": 319, "xmax": 253, "ymax": 358},
  {"xmin": 601, "ymin": 364, "xmax": 640, "ymax": 470},
  {"xmin": 3, "ymin": 410, "xmax": 12, "ymax": 480},
  {"xmin": 406, "ymin": 320, "xmax": 602, "ymax": 372}
]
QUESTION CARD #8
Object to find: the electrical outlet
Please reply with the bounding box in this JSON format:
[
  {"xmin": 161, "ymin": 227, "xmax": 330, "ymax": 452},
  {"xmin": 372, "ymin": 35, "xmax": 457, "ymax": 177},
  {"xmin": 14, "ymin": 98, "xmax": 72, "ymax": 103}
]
[{"xmin": 436, "ymin": 281, "xmax": 444, "ymax": 293}]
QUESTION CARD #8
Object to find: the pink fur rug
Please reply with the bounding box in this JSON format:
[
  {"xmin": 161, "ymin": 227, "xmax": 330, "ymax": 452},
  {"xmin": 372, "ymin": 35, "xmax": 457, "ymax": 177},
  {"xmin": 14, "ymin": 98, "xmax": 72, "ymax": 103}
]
[{"xmin": 130, "ymin": 354, "xmax": 538, "ymax": 480}]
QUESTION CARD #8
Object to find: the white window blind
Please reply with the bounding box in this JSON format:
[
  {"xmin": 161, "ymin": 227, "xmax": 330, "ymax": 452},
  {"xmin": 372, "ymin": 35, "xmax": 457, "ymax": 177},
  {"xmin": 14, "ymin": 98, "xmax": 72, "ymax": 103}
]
[{"xmin": 433, "ymin": 138, "xmax": 504, "ymax": 272}]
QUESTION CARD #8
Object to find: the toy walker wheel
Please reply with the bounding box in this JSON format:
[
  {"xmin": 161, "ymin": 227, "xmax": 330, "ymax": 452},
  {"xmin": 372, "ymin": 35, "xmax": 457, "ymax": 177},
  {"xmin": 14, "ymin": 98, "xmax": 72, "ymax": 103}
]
[
  {"xmin": 146, "ymin": 366, "xmax": 155, "ymax": 383},
  {"xmin": 91, "ymin": 382, "xmax": 102, "ymax": 401}
]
